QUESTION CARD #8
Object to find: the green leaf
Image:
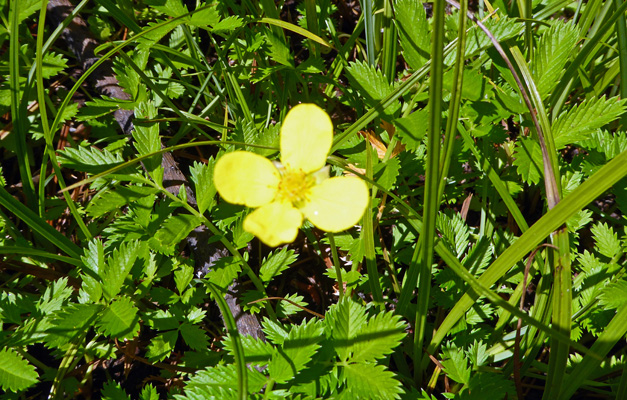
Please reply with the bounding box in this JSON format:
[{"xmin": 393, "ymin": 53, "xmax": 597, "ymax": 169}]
[
  {"xmin": 512, "ymin": 136, "xmax": 543, "ymax": 185},
  {"xmin": 350, "ymin": 311, "xmax": 407, "ymax": 363},
  {"xmin": 267, "ymin": 318, "xmax": 324, "ymax": 384},
  {"xmin": 58, "ymin": 145, "xmax": 125, "ymax": 174},
  {"xmin": 102, "ymin": 241, "xmax": 140, "ymax": 300},
  {"xmin": 456, "ymin": 16, "xmax": 523, "ymax": 61},
  {"xmin": 393, "ymin": 109, "xmax": 428, "ymax": 151},
  {"xmin": 204, "ymin": 256, "xmax": 242, "ymax": 290},
  {"xmin": 0, "ymin": 347, "xmax": 38, "ymax": 392},
  {"xmin": 150, "ymin": 214, "xmax": 202, "ymax": 254},
  {"xmin": 41, "ymin": 52, "xmax": 68, "ymax": 79},
  {"xmin": 87, "ymin": 186, "xmax": 160, "ymax": 218},
  {"xmin": 260, "ymin": 248, "xmax": 298, "ymax": 283},
  {"xmin": 467, "ymin": 340, "xmax": 488, "ymax": 367},
  {"xmin": 395, "ymin": 0, "xmax": 430, "ymax": 71},
  {"xmin": 265, "ymin": 30, "xmax": 293, "ymax": 67},
  {"xmin": 140, "ymin": 384, "xmax": 159, "ymax": 400},
  {"xmin": 15, "ymin": 0, "xmax": 40, "ymax": 23},
  {"xmin": 346, "ymin": 61, "xmax": 400, "ymax": 117},
  {"xmin": 441, "ymin": 346, "xmax": 471, "ymax": 385},
  {"xmin": 190, "ymin": 159, "xmax": 217, "ymax": 214},
  {"xmin": 210, "ymin": 15, "xmax": 243, "ymax": 33},
  {"xmin": 146, "ymin": 330, "xmax": 178, "ymax": 361},
  {"xmin": 146, "ymin": 0, "xmax": 187, "ymax": 17},
  {"xmin": 134, "ymin": 101, "xmax": 163, "ymax": 185},
  {"xmin": 45, "ymin": 304, "xmax": 102, "ymax": 348},
  {"xmin": 599, "ymin": 279, "xmax": 627, "ymax": 310},
  {"xmin": 531, "ymin": 21, "xmax": 578, "ymax": 98},
  {"xmin": 188, "ymin": 5, "xmax": 221, "ymax": 27},
  {"xmin": 325, "ymin": 297, "xmax": 367, "ymax": 361},
  {"xmin": 275, "ymin": 293, "xmax": 307, "ymax": 318},
  {"xmin": 461, "ymin": 372, "xmax": 516, "ymax": 400},
  {"xmin": 36, "ymin": 278, "xmax": 72, "ymax": 315},
  {"xmin": 374, "ymin": 157, "xmax": 400, "ymax": 191},
  {"xmin": 343, "ymin": 363, "xmax": 403, "ymax": 399},
  {"xmin": 174, "ymin": 264, "xmax": 194, "ymax": 294},
  {"xmin": 591, "ymin": 222, "xmax": 621, "ymax": 259},
  {"xmin": 262, "ymin": 317, "xmax": 289, "ymax": 345},
  {"xmin": 97, "ymin": 296, "xmax": 140, "ymax": 340},
  {"xmin": 179, "ymin": 323, "xmax": 209, "ymax": 350},
  {"xmin": 553, "ymin": 96, "xmax": 627, "ymax": 148},
  {"xmin": 184, "ymin": 364, "xmax": 267, "ymax": 397},
  {"xmin": 222, "ymin": 334, "xmax": 273, "ymax": 366},
  {"xmin": 102, "ymin": 380, "xmax": 131, "ymax": 400}
]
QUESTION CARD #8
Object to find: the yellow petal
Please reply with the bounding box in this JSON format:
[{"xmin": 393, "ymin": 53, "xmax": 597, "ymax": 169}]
[
  {"xmin": 280, "ymin": 104, "xmax": 333, "ymax": 173},
  {"xmin": 213, "ymin": 151, "xmax": 280, "ymax": 208},
  {"xmin": 244, "ymin": 202, "xmax": 303, "ymax": 247},
  {"xmin": 301, "ymin": 176, "xmax": 369, "ymax": 232}
]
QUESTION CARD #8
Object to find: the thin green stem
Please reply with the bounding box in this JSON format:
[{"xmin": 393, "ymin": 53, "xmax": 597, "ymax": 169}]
[{"xmin": 327, "ymin": 232, "xmax": 344, "ymax": 300}]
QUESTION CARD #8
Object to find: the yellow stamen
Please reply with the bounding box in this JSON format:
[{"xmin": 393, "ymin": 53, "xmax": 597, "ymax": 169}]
[{"xmin": 276, "ymin": 169, "xmax": 314, "ymax": 206}]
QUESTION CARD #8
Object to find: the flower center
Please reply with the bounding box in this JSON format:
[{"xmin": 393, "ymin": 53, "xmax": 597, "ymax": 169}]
[{"xmin": 276, "ymin": 169, "xmax": 314, "ymax": 206}]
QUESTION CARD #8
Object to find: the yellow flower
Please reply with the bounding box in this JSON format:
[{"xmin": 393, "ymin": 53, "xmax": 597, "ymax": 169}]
[{"xmin": 213, "ymin": 104, "xmax": 369, "ymax": 247}]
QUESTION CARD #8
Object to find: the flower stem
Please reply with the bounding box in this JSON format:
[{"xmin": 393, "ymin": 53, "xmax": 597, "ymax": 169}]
[{"xmin": 327, "ymin": 232, "xmax": 344, "ymax": 300}]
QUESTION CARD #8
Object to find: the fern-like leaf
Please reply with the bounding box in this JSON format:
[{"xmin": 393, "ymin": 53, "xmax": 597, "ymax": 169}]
[{"xmin": 0, "ymin": 347, "xmax": 38, "ymax": 393}]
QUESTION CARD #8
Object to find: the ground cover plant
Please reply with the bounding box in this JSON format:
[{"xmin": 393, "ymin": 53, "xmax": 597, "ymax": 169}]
[{"xmin": 2, "ymin": 0, "xmax": 627, "ymax": 398}]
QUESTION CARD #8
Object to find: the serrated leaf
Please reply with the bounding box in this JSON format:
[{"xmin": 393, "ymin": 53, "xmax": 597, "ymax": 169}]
[
  {"xmin": 393, "ymin": 109, "xmax": 428, "ymax": 151},
  {"xmin": 343, "ymin": 363, "xmax": 403, "ymax": 399},
  {"xmin": 210, "ymin": 15, "xmax": 243, "ymax": 33},
  {"xmin": 262, "ymin": 317, "xmax": 289, "ymax": 345},
  {"xmin": 441, "ymin": 346, "xmax": 471, "ymax": 385},
  {"xmin": 265, "ymin": 31, "xmax": 293, "ymax": 67},
  {"xmin": 150, "ymin": 214, "xmax": 202, "ymax": 254},
  {"xmin": 37, "ymin": 277, "xmax": 72, "ymax": 315},
  {"xmin": 97, "ymin": 296, "xmax": 140, "ymax": 340},
  {"xmin": 102, "ymin": 241, "xmax": 140, "ymax": 300},
  {"xmin": 87, "ymin": 186, "xmax": 160, "ymax": 218},
  {"xmin": 325, "ymin": 297, "xmax": 367, "ymax": 361},
  {"xmin": 373, "ymin": 157, "xmax": 400, "ymax": 191},
  {"xmin": 45, "ymin": 304, "xmax": 102, "ymax": 348},
  {"xmin": 260, "ymin": 248, "xmax": 298, "ymax": 283},
  {"xmin": 395, "ymin": 0, "xmax": 430, "ymax": 70},
  {"xmin": 190, "ymin": 159, "xmax": 217, "ymax": 214},
  {"xmin": 462, "ymin": 372, "xmax": 516, "ymax": 400},
  {"xmin": 467, "ymin": 340, "xmax": 488, "ymax": 367},
  {"xmin": 267, "ymin": 318, "xmax": 324, "ymax": 384},
  {"xmin": 599, "ymin": 279, "xmax": 627, "ymax": 310},
  {"xmin": 58, "ymin": 145, "xmax": 125, "ymax": 174},
  {"xmin": 0, "ymin": 347, "xmax": 39, "ymax": 392},
  {"xmin": 276, "ymin": 293, "xmax": 307, "ymax": 318},
  {"xmin": 41, "ymin": 52, "xmax": 68, "ymax": 79},
  {"xmin": 134, "ymin": 101, "xmax": 163, "ymax": 185},
  {"xmin": 204, "ymin": 256, "xmax": 242, "ymax": 290},
  {"xmin": 512, "ymin": 137, "xmax": 543, "ymax": 185},
  {"xmin": 146, "ymin": 0, "xmax": 187, "ymax": 17},
  {"xmin": 346, "ymin": 61, "xmax": 400, "ymax": 117},
  {"xmin": 179, "ymin": 323, "xmax": 209, "ymax": 350},
  {"xmin": 188, "ymin": 5, "xmax": 221, "ymax": 27},
  {"xmin": 146, "ymin": 330, "xmax": 178, "ymax": 361},
  {"xmin": 553, "ymin": 96, "xmax": 627, "ymax": 148},
  {"xmin": 140, "ymin": 384, "xmax": 159, "ymax": 400},
  {"xmin": 102, "ymin": 381, "xmax": 131, "ymax": 400},
  {"xmin": 184, "ymin": 364, "xmax": 267, "ymax": 397},
  {"xmin": 174, "ymin": 264, "xmax": 194, "ymax": 294},
  {"xmin": 531, "ymin": 21, "xmax": 578, "ymax": 98},
  {"xmin": 136, "ymin": 19, "xmax": 183, "ymax": 47},
  {"xmin": 453, "ymin": 16, "xmax": 523, "ymax": 61},
  {"xmin": 350, "ymin": 311, "xmax": 407, "ymax": 363},
  {"xmin": 222, "ymin": 334, "xmax": 273, "ymax": 365},
  {"xmin": 15, "ymin": 0, "xmax": 41, "ymax": 24},
  {"xmin": 591, "ymin": 222, "xmax": 621, "ymax": 259}
]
